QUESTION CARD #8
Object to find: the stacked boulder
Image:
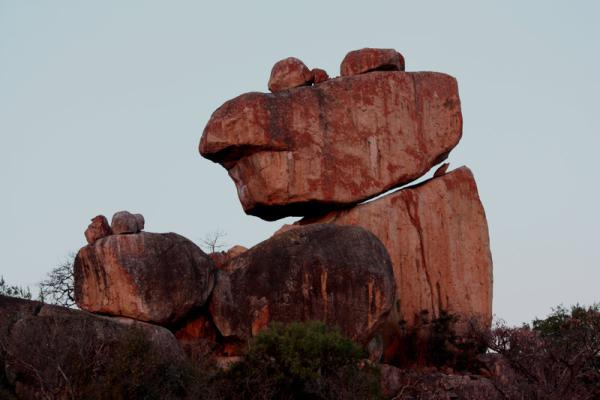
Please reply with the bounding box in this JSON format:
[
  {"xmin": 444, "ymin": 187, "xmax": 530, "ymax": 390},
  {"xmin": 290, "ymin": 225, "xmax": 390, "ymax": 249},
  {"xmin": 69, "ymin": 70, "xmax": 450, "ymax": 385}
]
[
  {"xmin": 200, "ymin": 48, "xmax": 493, "ymax": 361},
  {"xmin": 73, "ymin": 211, "xmax": 396, "ymax": 360}
]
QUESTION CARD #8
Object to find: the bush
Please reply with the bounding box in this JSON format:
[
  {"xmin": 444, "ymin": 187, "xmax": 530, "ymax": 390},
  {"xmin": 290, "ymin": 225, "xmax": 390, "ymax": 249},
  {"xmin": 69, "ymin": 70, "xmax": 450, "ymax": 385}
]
[
  {"xmin": 213, "ymin": 321, "xmax": 381, "ymax": 400},
  {"xmin": 487, "ymin": 304, "xmax": 600, "ymax": 400}
]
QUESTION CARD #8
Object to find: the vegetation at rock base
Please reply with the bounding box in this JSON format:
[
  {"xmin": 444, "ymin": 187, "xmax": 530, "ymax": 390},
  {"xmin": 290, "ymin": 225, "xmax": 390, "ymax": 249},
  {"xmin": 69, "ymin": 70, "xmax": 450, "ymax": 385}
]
[
  {"xmin": 486, "ymin": 304, "xmax": 600, "ymax": 400},
  {"xmin": 211, "ymin": 321, "xmax": 381, "ymax": 400}
]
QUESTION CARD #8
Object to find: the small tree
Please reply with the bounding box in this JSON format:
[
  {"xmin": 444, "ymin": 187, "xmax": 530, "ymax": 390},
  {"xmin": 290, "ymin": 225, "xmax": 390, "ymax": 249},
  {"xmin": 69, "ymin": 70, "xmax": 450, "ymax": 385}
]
[
  {"xmin": 0, "ymin": 276, "xmax": 31, "ymax": 300},
  {"xmin": 487, "ymin": 304, "xmax": 600, "ymax": 400},
  {"xmin": 39, "ymin": 256, "xmax": 76, "ymax": 308},
  {"xmin": 199, "ymin": 229, "xmax": 227, "ymax": 253}
]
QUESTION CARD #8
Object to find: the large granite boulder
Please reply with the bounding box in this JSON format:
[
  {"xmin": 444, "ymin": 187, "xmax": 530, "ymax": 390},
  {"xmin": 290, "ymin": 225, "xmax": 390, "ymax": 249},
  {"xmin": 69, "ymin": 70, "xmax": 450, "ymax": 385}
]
[
  {"xmin": 209, "ymin": 224, "xmax": 395, "ymax": 344},
  {"xmin": 74, "ymin": 232, "xmax": 216, "ymax": 325},
  {"xmin": 0, "ymin": 295, "xmax": 184, "ymax": 399},
  {"xmin": 284, "ymin": 167, "xmax": 493, "ymax": 346},
  {"xmin": 200, "ymin": 67, "xmax": 462, "ymax": 221}
]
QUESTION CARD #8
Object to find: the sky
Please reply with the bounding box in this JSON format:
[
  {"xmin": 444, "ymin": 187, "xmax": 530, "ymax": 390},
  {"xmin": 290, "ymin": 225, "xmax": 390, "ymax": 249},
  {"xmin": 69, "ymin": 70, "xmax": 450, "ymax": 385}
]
[{"xmin": 1, "ymin": 1, "xmax": 598, "ymax": 325}]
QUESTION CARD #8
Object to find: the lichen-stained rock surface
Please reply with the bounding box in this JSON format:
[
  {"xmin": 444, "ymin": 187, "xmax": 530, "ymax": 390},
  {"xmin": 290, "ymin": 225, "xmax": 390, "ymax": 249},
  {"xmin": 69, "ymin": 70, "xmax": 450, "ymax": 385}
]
[
  {"xmin": 291, "ymin": 167, "xmax": 493, "ymax": 331},
  {"xmin": 340, "ymin": 48, "xmax": 405, "ymax": 76},
  {"xmin": 74, "ymin": 232, "xmax": 216, "ymax": 325},
  {"xmin": 0, "ymin": 296, "xmax": 184, "ymax": 400},
  {"xmin": 200, "ymin": 69, "xmax": 462, "ymax": 221},
  {"xmin": 209, "ymin": 224, "xmax": 395, "ymax": 343}
]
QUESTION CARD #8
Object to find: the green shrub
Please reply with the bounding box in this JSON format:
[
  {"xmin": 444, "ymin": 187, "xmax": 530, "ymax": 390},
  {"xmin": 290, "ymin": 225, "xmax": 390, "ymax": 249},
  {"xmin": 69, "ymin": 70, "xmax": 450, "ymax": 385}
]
[{"xmin": 214, "ymin": 321, "xmax": 381, "ymax": 400}]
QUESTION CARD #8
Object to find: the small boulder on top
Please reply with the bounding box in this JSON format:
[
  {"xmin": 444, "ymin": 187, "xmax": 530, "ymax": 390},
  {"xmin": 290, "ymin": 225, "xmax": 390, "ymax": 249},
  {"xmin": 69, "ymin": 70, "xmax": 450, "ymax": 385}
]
[
  {"xmin": 84, "ymin": 215, "xmax": 112, "ymax": 244},
  {"xmin": 340, "ymin": 48, "xmax": 405, "ymax": 76},
  {"xmin": 111, "ymin": 210, "xmax": 144, "ymax": 234},
  {"xmin": 268, "ymin": 57, "xmax": 313, "ymax": 92},
  {"xmin": 311, "ymin": 68, "xmax": 329, "ymax": 84}
]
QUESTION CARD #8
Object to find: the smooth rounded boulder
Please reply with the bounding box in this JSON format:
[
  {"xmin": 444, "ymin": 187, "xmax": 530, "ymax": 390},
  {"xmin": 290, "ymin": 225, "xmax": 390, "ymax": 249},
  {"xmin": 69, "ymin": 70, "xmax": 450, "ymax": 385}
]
[
  {"xmin": 340, "ymin": 48, "xmax": 405, "ymax": 76},
  {"xmin": 268, "ymin": 57, "xmax": 313, "ymax": 92},
  {"xmin": 209, "ymin": 224, "xmax": 395, "ymax": 344},
  {"xmin": 74, "ymin": 232, "xmax": 216, "ymax": 325},
  {"xmin": 111, "ymin": 210, "xmax": 144, "ymax": 234}
]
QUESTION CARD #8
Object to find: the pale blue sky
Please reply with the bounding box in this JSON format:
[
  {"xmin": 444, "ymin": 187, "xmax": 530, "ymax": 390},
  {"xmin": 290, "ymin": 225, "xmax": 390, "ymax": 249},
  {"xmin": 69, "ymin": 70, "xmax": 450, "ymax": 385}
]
[{"xmin": 1, "ymin": 1, "xmax": 598, "ymax": 325}]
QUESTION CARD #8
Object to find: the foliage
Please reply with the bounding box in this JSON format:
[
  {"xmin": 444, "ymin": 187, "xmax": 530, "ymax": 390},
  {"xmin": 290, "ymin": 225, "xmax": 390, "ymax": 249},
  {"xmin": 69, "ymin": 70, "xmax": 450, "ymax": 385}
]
[
  {"xmin": 0, "ymin": 276, "xmax": 31, "ymax": 300},
  {"xmin": 213, "ymin": 321, "xmax": 381, "ymax": 400},
  {"xmin": 487, "ymin": 304, "xmax": 600, "ymax": 400},
  {"xmin": 38, "ymin": 256, "xmax": 76, "ymax": 308}
]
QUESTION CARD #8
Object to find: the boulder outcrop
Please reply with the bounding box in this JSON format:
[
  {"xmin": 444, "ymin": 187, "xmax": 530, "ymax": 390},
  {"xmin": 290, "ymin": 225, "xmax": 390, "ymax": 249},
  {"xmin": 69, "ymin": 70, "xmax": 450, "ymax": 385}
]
[
  {"xmin": 0, "ymin": 295, "xmax": 183, "ymax": 399},
  {"xmin": 74, "ymin": 232, "xmax": 216, "ymax": 325},
  {"xmin": 200, "ymin": 69, "xmax": 462, "ymax": 220},
  {"xmin": 288, "ymin": 167, "xmax": 492, "ymax": 332},
  {"xmin": 340, "ymin": 48, "xmax": 405, "ymax": 76},
  {"xmin": 209, "ymin": 224, "xmax": 395, "ymax": 343}
]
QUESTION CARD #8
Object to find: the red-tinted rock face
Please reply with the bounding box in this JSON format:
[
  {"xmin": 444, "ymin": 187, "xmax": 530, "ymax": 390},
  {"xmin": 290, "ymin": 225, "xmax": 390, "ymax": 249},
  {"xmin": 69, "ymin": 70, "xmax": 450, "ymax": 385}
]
[
  {"xmin": 201, "ymin": 71, "xmax": 462, "ymax": 220},
  {"xmin": 74, "ymin": 232, "xmax": 216, "ymax": 325},
  {"xmin": 268, "ymin": 57, "xmax": 313, "ymax": 92},
  {"xmin": 84, "ymin": 215, "xmax": 112, "ymax": 244},
  {"xmin": 174, "ymin": 311, "xmax": 218, "ymax": 360},
  {"xmin": 290, "ymin": 167, "xmax": 493, "ymax": 330},
  {"xmin": 311, "ymin": 68, "xmax": 329, "ymax": 84},
  {"xmin": 340, "ymin": 48, "xmax": 405, "ymax": 76},
  {"xmin": 209, "ymin": 224, "xmax": 395, "ymax": 343}
]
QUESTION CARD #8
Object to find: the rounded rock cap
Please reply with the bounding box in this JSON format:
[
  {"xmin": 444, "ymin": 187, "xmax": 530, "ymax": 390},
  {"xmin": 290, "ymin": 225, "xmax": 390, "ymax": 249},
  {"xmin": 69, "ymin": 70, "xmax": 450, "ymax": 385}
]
[
  {"xmin": 268, "ymin": 57, "xmax": 313, "ymax": 92},
  {"xmin": 340, "ymin": 48, "xmax": 405, "ymax": 76}
]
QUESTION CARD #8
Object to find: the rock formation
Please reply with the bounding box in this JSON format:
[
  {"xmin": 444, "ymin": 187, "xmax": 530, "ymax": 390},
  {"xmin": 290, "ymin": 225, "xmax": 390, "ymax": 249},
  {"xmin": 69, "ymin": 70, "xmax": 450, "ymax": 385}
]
[
  {"xmin": 201, "ymin": 69, "xmax": 462, "ymax": 221},
  {"xmin": 286, "ymin": 167, "xmax": 492, "ymax": 328},
  {"xmin": 0, "ymin": 295, "xmax": 183, "ymax": 399},
  {"xmin": 210, "ymin": 224, "xmax": 395, "ymax": 344},
  {"xmin": 1, "ymin": 47, "xmax": 498, "ymax": 398},
  {"xmin": 199, "ymin": 48, "xmax": 493, "ymax": 358},
  {"xmin": 74, "ymin": 213, "xmax": 216, "ymax": 325}
]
